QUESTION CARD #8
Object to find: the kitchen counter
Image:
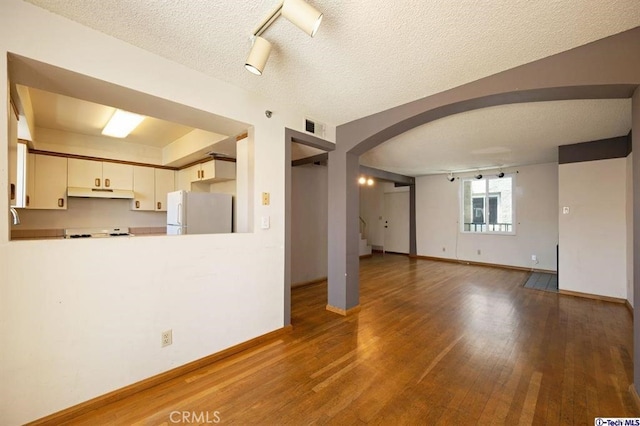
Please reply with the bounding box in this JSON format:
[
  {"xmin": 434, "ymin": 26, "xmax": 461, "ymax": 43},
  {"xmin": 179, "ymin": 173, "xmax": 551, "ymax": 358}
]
[{"xmin": 11, "ymin": 227, "xmax": 167, "ymax": 240}]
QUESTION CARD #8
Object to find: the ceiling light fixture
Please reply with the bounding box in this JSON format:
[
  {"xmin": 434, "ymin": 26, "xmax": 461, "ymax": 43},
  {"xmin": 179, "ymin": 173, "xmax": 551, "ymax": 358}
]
[
  {"xmin": 281, "ymin": 0, "xmax": 323, "ymax": 37},
  {"xmin": 358, "ymin": 176, "xmax": 366, "ymax": 185},
  {"xmin": 245, "ymin": 36, "xmax": 272, "ymax": 75},
  {"xmin": 447, "ymin": 173, "xmax": 455, "ymax": 182},
  {"xmin": 102, "ymin": 109, "xmax": 145, "ymax": 138},
  {"xmin": 367, "ymin": 178, "xmax": 374, "ymax": 186},
  {"xmin": 245, "ymin": 0, "xmax": 323, "ymax": 75}
]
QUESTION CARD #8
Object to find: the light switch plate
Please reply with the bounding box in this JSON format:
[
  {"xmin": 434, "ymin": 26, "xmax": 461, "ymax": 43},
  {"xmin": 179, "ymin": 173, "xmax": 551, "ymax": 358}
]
[
  {"xmin": 261, "ymin": 216, "xmax": 270, "ymax": 229},
  {"xmin": 262, "ymin": 192, "xmax": 270, "ymax": 205}
]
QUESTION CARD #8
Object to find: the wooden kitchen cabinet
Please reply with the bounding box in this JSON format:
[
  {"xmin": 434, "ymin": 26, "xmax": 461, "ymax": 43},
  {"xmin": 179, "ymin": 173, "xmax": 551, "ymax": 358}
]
[
  {"xmin": 131, "ymin": 166, "xmax": 155, "ymax": 211},
  {"xmin": 25, "ymin": 153, "xmax": 35, "ymax": 208},
  {"xmin": 131, "ymin": 166, "xmax": 175, "ymax": 211},
  {"xmin": 154, "ymin": 168, "xmax": 175, "ymax": 211},
  {"xmin": 30, "ymin": 154, "xmax": 68, "ymax": 210},
  {"xmin": 190, "ymin": 160, "xmax": 236, "ymax": 183},
  {"xmin": 8, "ymin": 103, "xmax": 18, "ymax": 205},
  {"xmin": 68, "ymin": 158, "xmax": 133, "ymax": 190}
]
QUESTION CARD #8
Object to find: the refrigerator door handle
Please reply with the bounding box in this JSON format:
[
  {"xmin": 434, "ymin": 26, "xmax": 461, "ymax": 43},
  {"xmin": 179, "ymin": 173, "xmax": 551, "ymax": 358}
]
[{"xmin": 177, "ymin": 203, "xmax": 182, "ymax": 225}]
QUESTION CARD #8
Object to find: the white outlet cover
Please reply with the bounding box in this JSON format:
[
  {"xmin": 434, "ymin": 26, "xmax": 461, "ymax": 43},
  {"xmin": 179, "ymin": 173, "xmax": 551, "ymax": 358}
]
[{"xmin": 562, "ymin": 206, "xmax": 570, "ymax": 214}]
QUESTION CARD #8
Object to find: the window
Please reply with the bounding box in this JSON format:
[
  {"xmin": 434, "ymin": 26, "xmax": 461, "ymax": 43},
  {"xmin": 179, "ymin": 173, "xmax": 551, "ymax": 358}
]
[{"xmin": 461, "ymin": 175, "xmax": 514, "ymax": 234}]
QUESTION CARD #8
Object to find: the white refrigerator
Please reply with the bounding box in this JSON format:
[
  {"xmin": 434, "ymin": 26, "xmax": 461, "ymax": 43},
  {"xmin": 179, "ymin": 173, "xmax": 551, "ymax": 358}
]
[{"xmin": 166, "ymin": 191, "xmax": 232, "ymax": 235}]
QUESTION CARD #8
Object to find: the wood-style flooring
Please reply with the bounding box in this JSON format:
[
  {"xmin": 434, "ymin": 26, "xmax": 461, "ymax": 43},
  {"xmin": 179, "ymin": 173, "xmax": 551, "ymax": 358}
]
[{"xmin": 57, "ymin": 254, "xmax": 637, "ymax": 425}]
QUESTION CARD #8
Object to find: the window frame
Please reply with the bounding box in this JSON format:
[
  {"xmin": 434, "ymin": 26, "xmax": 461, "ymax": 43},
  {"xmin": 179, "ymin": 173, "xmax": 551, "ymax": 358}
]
[{"xmin": 459, "ymin": 174, "xmax": 516, "ymax": 236}]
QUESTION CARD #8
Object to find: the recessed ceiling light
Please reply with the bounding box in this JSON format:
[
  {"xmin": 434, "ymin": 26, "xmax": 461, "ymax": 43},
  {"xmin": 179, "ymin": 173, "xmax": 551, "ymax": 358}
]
[{"xmin": 102, "ymin": 109, "xmax": 145, "ymax": 138}]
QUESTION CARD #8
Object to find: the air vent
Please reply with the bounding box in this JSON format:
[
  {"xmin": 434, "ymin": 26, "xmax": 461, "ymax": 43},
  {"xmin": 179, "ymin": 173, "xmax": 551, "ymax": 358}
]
[{"xmin": 304, "ymin": 117, "xmax": 325, "ymax": 138}]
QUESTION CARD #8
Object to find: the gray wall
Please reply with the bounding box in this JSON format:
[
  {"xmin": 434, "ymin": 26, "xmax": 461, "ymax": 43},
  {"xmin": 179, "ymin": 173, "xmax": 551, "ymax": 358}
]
[{"xmin": 291, "ymin": 164, "xmax": 328, "ymax": 285}]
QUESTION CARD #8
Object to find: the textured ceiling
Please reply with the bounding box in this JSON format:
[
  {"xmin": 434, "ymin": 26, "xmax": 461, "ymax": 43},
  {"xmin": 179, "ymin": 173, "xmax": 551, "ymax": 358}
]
[
  {"xmin": 20, "ymin": 1, "xmax": 640, "ymax": 175},
  {"xmin": 23, "ymin": 0, "xmax": 640, "ymax": 125},
  {"xmin": 360, "ymin": 99, "xmax": 632, "ymax": 176}
]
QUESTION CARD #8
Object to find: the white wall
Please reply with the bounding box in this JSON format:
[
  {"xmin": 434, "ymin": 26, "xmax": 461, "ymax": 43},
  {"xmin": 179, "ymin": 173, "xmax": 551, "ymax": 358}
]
[
  {"xmin": 627, "ymin": 153, "xmax": 634, "ymax": 306},
  {"xmin": 559, "ymin": 158, "xmax": 627, "ymax": 299},
  {"xmin": 0, "ymin": 1, "xmax": 335, "ymax": 424},
  {"xmin": 416, "ymin": 163, "xmax": 559, "ymax": 271},
  {"xmin": 291, "ymin": 164, "xmax": 327, "ymax": 285}
]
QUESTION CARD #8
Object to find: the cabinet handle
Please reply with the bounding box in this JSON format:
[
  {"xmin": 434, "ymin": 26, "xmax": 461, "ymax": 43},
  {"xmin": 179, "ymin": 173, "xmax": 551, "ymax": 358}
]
[
  {"xmin": 95, "ymin": 178, "xmax": 101, "ymax": 187},
  {"xmin": 10, "ymin": 183, "xmax": 15, "ymax": 200},
  {"xmin": 105, "ymin": 178, "xmax": 110, "ymax": 188},
  {"xmin": 198, "ymin": 170, "xmax": 202, "ymax": 179},
  {"xmin": 58, "ymin": 198, "xmax": 64, "ymax": 208},
  {"xmin": 26, "ymin": 195, "xmax": 30, "ymax": 207},
  {"xmin": 201, "ymin": 170, "xmax": 205, "ymax": 179},
  {"xmin": 157, "ymin": 202, "xmax": 162, "ymax": 210},
  {"xmin": 135, "ymin": 200, "xmax": 140, "ymax": 209}
]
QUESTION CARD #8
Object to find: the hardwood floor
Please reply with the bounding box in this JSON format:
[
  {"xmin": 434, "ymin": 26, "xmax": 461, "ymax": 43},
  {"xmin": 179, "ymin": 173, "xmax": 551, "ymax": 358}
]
[{"xmin": 56, "ymin": 254, "xmax": 636, "ymax": 425}]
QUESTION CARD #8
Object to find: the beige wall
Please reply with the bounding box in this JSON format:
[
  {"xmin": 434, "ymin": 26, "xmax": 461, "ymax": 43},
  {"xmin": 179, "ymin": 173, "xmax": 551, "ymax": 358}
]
[
  {"xmin": 559, "ymin": 157, "xmax": 628, "ymax": 298},
  {"xmin": 0, "ymin": 1, "xmax": 336, "ymax": 423},
  {"xmin": 12, "ymin": 197, "xmax": 167, "ymax": 230},
  {"xmin": 415, "ymin": 163, "xmax": 559, "ymax": 270}
]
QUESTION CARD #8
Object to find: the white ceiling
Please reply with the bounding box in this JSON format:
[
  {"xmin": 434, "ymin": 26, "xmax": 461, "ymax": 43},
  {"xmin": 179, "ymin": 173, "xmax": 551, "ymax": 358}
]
[
  {"xmin": 360, "ymin": 99, "xmax": 632, "ymax": 175},
  {"xmin": 27, "ymin": 86, "xmax": 196, "ymax": 148},
  {"xmin": 22, "ymin": 1, "xmax": 640, "ymax": 175}
]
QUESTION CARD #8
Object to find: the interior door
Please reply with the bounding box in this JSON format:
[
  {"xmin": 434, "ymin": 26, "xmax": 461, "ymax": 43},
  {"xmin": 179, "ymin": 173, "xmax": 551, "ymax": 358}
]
[{"xmin": 383, "ymin": 191, "xmax": 410, "ymax": 254}]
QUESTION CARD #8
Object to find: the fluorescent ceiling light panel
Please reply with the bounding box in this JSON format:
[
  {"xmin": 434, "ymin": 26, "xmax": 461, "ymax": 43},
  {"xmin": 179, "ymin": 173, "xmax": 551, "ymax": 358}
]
[{"xmin": 102, "ymin": 109, "xmax": 145, "ymax": 138}]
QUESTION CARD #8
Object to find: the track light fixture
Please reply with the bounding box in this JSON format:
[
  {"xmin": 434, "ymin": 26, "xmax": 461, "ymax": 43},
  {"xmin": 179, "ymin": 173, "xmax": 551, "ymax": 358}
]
[
  {"xmin": 447, "ymin": 173, "xmax": 455, "ymax": 182},
  {"xmin": 245, "ymin": 36, "xmax": 272, "ymax": 75},
  {"xmin": 475, "ymin": 174, "xmax": 483, "ymax": 180},
  {"xmin": 245, "ymin": 0, "xmax": 323, "ymax": 75},
  {"xmin": 497, "ymin": 171, "xmax": 505, "ymax": 178}
]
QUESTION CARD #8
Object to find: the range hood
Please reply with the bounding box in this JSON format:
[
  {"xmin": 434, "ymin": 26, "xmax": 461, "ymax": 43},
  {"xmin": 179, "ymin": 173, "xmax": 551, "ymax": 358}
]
[{"xmin": 67, "ymin": 187, "xmax": 135, "ymax": 199}]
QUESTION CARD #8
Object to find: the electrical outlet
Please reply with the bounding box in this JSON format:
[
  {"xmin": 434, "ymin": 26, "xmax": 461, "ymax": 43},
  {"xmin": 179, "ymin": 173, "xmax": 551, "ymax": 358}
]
[
  {"xmin": 161, "ymin": 330, "xmax": 172, "ymax": 347},
  {"xmin": 262, "ymin": 192, "xmax": 270, "ymax": 205},
  {"xmin": 531, "ymin": 254, "xmax": 537, "ymax": 261}
]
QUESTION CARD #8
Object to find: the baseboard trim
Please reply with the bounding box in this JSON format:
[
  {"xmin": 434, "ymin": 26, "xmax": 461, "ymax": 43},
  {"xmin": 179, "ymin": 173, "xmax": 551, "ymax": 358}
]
[
  {"xmin": 326, "ymin": 304, "xmax": 361, "ymax": 316},
  {"xmin": 292, "ymin": 277, "xmax": 327, "ymax": 288},
  {"xmin": 630, "ymin": 384, "xmax": 640, "ymax": 412},
  {"xmin": 414, "ymin": 255, "xmax": 557, "ymax": 274},
  {"xmin": 626, "ymin": 300, "xmax": 634, "ymax": 317},
  {"xmin": 559, "ymin": 289, "xmax": 626, "ymax": 305},
  {"xmin": 359, "ymin": 254, "xmax": 373, "ymax": 259},
  {"xmin": 28, "ymin": 325, "xmax": 293, "ymax": 425}
]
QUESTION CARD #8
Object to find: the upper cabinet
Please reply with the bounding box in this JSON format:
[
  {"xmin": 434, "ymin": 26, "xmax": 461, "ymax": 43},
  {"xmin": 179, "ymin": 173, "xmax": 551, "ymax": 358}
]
[
  {"xmin": 30, "ymin": 154, "xmax": 68, "ymax": 210},
  {"xmin": 154, "ymin": 169, "xmax": 175, "ymax": 211},
  {"xmin": 8, "ymin": 102, "xmax": 18, "ymax": 205},
  {"xmin": 176, "ymin": 160, "xmax": 235, "ymax": 191},
  {"xmin": 193, "ymin": 160, "xmax": 235, "ymax": 183},
  {"xmin": 68, "ymin": 158, "xmax": 133, "ymax": 190},
  {"xmin": 132, "ymin": 166, "xmax": 175, "ymax": 211}
]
